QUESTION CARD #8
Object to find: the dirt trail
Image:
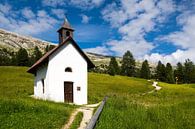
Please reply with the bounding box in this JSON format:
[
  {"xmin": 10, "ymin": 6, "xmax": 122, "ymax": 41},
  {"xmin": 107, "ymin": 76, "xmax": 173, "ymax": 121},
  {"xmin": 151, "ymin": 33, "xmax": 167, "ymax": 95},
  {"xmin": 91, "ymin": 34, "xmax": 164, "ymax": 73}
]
[
  {"xmin": 152, "ymin": 81, "xmax": 161, "ymax": 90},
  {"xmin": 147, "ymin": 81, "xmax": 162, "ymax": 94},
  {"xmin": 142, "ymin": 81, "xmax": 162, "ymax": 95},
  {"xmin": 62, "ymin": 102, "xmax": 101, "ymax": 129}
]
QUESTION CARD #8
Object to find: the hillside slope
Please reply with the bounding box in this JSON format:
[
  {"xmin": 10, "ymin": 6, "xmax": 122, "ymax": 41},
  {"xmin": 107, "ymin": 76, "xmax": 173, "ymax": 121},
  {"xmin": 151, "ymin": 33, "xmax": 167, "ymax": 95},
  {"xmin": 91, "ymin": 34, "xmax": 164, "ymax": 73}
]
[
  {"xmin": 0, "ymin": 29, "xmax": 53, "ymax": 52},
  {"xmin": 1, "ymin": 66, "xmax": 195, "ymax": 128},
  {"xmin": 0, "ymin": 28, "xmax": 118, "ymax": 66},
  {"xmin": 0, "ymin": 28, "xmax": 157, "ymax": 68},
  {"xmin": 0, "ymin": 66, "xmax": 75, "ymax": 129}
]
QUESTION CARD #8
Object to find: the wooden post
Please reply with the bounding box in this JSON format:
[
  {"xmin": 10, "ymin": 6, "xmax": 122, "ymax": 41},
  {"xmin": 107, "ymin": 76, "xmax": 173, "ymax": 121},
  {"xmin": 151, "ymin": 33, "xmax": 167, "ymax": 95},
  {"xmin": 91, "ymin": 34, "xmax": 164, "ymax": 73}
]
[{"xmin": 85, "ymin": 96, "xmax": 108, "ymax": 129}]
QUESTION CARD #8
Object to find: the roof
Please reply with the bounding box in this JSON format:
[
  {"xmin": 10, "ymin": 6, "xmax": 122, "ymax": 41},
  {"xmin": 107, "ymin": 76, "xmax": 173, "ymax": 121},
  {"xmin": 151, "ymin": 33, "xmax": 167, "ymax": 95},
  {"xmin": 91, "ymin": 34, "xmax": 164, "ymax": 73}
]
[
  {"xmin": 27, "ymin": 37, "xmax": 95, "ymax": 74},
  {"xmin": 57, "ymin": 17, "xmax": 74, "ymax": 32}
]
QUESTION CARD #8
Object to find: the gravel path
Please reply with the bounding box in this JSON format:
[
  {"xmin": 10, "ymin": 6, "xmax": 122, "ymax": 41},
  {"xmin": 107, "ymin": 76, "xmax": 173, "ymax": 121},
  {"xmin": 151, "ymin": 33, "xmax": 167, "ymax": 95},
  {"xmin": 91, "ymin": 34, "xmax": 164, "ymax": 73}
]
[
  {"xmin": 143, "ymin": 81, "xmax": 162, "ymax": 95},
  {"xmin": 62, "ymin": 102, "xmax": 101, "ymax": 129},
  {"xmin": 152, "ymin": 81, "xmax": 162, "ymax": 90}
]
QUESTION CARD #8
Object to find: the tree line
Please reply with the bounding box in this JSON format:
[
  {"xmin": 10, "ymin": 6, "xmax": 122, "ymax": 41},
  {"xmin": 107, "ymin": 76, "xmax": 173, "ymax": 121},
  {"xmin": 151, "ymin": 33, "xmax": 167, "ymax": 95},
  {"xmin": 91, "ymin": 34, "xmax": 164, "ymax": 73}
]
[
  {"xmin": 107, "ymin": 50, "xmax": 195, "ymax": 84},
  {"xmin": 0, "ymin": 45, "xmax": 55, "ymax": 66}
]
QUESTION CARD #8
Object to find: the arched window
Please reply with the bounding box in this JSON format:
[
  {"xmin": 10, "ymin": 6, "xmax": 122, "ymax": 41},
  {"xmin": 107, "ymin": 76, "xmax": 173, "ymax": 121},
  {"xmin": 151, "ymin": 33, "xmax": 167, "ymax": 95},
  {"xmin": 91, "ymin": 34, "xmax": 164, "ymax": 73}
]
[
  {"xmin": 66, "ymin": 31, "xmax": 70, "ymax": 36},
  {"xmin": 65, "ymin": 67, "xmax": 72, "ymax": 72}
]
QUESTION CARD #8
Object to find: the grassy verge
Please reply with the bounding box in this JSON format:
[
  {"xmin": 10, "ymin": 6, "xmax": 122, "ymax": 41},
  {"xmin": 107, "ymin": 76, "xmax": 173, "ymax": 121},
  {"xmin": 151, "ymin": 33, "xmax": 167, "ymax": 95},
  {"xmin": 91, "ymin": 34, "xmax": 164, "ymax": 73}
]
[
  {"xmin": 69, "ymin": 112, "xmax": 83, "ymax": 129},
  {"xmin": 1, "ymin": 67, "xmax": 195, "ymax": 129},
  {"xmin": 87, "ymin": 73, "xmax": 195, "ymax": 129},
  {"xmin": 0, "ymin": 66, "xmax": 75, "ymax": 129}
]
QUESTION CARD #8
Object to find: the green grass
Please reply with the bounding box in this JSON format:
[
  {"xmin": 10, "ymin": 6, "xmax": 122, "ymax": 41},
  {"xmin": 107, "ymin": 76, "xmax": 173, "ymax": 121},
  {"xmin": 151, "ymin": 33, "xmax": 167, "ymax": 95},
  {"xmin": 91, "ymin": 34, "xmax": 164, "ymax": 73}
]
[
  {"xmin": 1, "ymin": 66, "xmax": 195, "ymax": 129},
  {"xmin": 69, "ymin": 112, "xmax": 83, "ymax": 129},
  {"xmin": 0, "ymin": 66, "xmax": 75, "ymax": 129},
  {"xmin": 87, "ymin": 73, "xmax": 195, "ymax": 129}
]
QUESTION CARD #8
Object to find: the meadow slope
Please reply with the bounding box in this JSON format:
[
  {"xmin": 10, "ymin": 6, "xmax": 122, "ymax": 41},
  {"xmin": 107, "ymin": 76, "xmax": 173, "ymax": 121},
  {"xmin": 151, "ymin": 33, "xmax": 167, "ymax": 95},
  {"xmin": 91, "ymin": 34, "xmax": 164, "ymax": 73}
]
[
  {"xmin": 88, "ymin": 73, "xmax": 195, "ymax": 129},
  {"xmin": 0, "ymin": 66, "xmax": 76, "ymax": 129},
  {"xmin": 0, "ymin": 67, "xmax": 195, "ymax": 129}
]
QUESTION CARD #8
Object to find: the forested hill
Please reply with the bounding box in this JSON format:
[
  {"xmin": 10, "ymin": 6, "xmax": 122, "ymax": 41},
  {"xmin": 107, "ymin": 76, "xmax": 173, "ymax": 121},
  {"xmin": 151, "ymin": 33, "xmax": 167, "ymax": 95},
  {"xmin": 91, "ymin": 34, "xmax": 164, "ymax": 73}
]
[{"xmin": 0, "ymin": 28, "xmax": 121, "ymax": 66}]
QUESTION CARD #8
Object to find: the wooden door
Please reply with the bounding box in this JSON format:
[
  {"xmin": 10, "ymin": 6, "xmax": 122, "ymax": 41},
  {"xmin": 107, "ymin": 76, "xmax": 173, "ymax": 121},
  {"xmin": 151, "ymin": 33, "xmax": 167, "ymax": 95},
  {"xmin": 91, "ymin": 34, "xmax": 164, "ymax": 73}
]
[{"xmin": 64, "ymin": 82, "xmax": 73, "ymax": 103}]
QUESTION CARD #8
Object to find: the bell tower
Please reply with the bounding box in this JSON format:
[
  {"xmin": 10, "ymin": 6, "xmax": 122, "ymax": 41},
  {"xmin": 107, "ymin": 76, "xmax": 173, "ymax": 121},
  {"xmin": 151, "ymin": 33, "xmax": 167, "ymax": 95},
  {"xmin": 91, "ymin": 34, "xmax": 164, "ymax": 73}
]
[{"xmin": 57, "ymin": 17, "xmax": 74, "ymax": 44}]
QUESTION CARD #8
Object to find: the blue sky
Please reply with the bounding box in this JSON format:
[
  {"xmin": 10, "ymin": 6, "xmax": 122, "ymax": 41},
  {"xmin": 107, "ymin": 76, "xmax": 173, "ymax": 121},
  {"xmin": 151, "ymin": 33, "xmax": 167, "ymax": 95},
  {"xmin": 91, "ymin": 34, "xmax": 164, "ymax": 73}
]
[{"xmin": 0, "ymin": 0, "xmax": 195, "ymax": 64}]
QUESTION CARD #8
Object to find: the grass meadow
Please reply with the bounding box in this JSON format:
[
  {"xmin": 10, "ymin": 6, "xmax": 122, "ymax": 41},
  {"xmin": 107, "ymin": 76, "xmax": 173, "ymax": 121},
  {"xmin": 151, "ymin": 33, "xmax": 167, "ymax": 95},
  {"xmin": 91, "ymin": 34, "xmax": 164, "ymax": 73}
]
[
  {"xmin": 88, "ymin": 73, "xmax": 195, "ymax": 129},
  {"xmin": 0, "ymin": 66, "xmax": 195, "ymax": 129},
  {"xmin": 0, "ymin": 66, "xmax": 75, "ymax": 129}
]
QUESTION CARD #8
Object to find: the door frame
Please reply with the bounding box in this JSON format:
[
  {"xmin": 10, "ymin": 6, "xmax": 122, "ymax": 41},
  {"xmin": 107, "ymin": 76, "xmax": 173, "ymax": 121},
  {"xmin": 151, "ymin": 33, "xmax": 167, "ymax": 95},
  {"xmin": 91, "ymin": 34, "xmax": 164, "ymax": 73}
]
[{"xmin": 64, "ymin": 81, "xmax": 73, "ymax": 103}]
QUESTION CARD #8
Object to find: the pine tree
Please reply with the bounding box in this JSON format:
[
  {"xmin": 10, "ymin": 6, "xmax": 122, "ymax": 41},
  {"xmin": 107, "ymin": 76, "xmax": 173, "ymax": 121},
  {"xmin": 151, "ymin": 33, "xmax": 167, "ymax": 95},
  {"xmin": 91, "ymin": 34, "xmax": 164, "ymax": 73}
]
[
  {"xmin": 140, "ymin": 60, "xmax": 150, "ymax": 79},
  {"xmin": 45, "ymin": 45, "xmax": 55, "ymax": 53},
  {"xmin": 121, "ymin": 51, "xmax": 135, "ymax": 77},
  {"xmin": 16, "ymin": 48, "xmax": 29, "ymax": 66},
  {"xmin": 174, "ymin": 62, "xmax": 184, "ymax": 84},
  {"xmin": 165, "ymin": 63, "xmax": 175, "ymax": 84},
  {"xmin": 108, "ymin": 57, "xmax": 119, "ymax": 76},
  {"xmin": 31, "ymin": 46, "xmax": 42, "ymax": 65},
  {"xmin": 156, "ymin": 61, "xmax": 166, "ymax": 82},
  {"xmin": 184, "ymin": 59, "xmax": 194, "ymax": 83},
  {"xmin": 156, "ymin": 61, "xmax": 162, "ymax": 80}
]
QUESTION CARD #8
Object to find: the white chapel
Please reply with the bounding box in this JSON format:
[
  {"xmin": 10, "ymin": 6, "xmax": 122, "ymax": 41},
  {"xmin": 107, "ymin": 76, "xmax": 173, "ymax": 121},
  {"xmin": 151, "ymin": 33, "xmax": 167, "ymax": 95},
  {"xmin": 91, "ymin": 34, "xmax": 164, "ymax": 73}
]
[{"xmin": 27, "ymin": 18, "xmax": 95, "ymax": 105}]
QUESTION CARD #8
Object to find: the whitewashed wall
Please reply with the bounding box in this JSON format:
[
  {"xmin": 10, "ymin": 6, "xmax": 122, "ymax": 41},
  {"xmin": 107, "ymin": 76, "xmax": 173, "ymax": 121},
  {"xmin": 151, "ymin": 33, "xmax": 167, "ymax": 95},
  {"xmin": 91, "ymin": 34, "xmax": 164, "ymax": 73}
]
[
  {"xmin": 34, "ymin": 66, "xmax": 48, "ymax": 99},
  {"xmin": 34, "ymin": 41, "xmax": 88, "ymax": 105}
]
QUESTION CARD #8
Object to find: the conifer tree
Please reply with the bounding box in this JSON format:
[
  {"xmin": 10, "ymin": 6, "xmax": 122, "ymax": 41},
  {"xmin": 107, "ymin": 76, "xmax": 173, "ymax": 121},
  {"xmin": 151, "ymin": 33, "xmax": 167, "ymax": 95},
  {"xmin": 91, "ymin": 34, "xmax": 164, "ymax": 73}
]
[
  {"xmin": 156, "ymin": 61, "xmax": 166, "ymax": 82},
  {"xmin": 45, "ymin": 45, "xmax": 55, "ymax": 53},
  {"xmin": 121, "ymin": 51, "xmax": 135, "ymax": 77},
  {"xmin": 184, "ymin": 59, "xmax": 194, "ymax": 83},
  {"xmin": 140, "ymin": 60, "xmax": 150, "ymax": 79},
  {"xmin": 165, "ymin": 63, "xmax": 175, "ymax": 83},
  {"xmin": 31, "ymin": 46, "xmax": 42, "ymax": 65},
  {"xmin": 108, "ymin": 57, "xmax": 119, "ymax": 76},
  {"xmin": 174, "ymin": 62, "xmax": 184, "ymax": 84},
  {"xmin": 16, "ymin": 48, "xmax": 29, "ymax": 66}
]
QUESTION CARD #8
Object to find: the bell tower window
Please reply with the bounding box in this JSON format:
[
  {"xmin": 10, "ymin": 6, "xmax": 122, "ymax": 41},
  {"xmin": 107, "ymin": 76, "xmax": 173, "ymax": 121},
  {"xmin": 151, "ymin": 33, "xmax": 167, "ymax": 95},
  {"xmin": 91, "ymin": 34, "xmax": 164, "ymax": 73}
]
[
  {"xmin": 66, "ymin": 31, "xmax": 70, "ymax": 37},
  {"xmin": 57, "ymin": 17, "xmax": 74, "ymax": 44}
]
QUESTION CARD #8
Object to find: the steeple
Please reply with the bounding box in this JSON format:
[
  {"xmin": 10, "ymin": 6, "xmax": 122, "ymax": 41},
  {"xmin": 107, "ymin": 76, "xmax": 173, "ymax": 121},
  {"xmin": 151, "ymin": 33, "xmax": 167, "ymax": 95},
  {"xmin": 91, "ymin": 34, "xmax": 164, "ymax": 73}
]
[{"xmin": 57, "ymin": 17, "xmax": 74, "ymax": 44}]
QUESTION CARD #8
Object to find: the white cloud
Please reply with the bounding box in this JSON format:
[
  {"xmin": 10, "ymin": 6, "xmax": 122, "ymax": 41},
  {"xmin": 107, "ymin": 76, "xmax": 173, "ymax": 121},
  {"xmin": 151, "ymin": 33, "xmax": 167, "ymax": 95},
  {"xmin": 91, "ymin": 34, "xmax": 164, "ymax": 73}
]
[
  {"xmin": 51, "ymin": 9, "xmax": 66, "ymax": 19},
  {"xmin": 70, "ymin": 0, "xmax": 105, "ymax": 10},
  {"xmin": 160, "ymin": 14, "xmax": 195, "ymax": 49},
  {"xmin": 80, "ymin": 14, "xmax": 91, "ymax": 24},
  {"xmin": 84, "ymin": 46, "xmax": 111, "ymax": 55},
  {"xmin": 0, "ymin": 3, "xmax": 11, "ymax": 15},
  {"xmin": 148, "ymin": 9, "xmax": 195, "ymax": 64},
  {"xmin": 42, "ymin": 0, "xmax": 104, "ymax": 10},
  {"xmin": 42, "ymin": 0, "xmax": 66, "ymax": 7},
  {"xmin": 143, "ymin": 49, "xmax": 195, "ymax": 65},
  {"xmin": 86, "ymin": 0, "xmax": 175, "ymax": 57},
  {"xmin": 0, "ymin": 3, "xmax": 58, "ymax": 36},
  {"xmin": 106, "ymin": 38, "xmax": 154, "ymax": 57},
  {"xmin": 21, "ymin": 8, "xmax": 35, "ymax": 19}
]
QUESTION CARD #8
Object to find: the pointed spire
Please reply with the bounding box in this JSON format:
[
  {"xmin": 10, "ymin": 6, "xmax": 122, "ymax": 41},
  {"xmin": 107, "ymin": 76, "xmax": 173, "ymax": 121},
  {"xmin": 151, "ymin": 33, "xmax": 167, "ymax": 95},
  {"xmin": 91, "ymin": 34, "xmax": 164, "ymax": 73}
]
[{"xmin": 61, "ymin": 16, "xmax": 74, "ymax": 30}]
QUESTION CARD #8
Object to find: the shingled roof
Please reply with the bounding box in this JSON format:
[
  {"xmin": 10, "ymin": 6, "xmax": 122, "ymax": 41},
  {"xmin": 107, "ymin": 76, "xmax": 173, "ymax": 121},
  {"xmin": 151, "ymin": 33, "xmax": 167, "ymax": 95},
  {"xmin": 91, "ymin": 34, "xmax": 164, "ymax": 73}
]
[{"xmin": 27, "ymin": 36, "xmax": 95, "ymax": 74}]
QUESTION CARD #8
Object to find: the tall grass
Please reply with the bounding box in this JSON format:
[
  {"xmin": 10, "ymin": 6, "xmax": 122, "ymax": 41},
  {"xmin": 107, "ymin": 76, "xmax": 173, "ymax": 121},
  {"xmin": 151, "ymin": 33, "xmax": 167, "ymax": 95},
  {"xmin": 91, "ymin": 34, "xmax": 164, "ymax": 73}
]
[
  {"xmin": 69, "ymin": 112, "xmax": 83, "ymax": 129},
  {"xmin": 0, "ymin": 66, "xmax": 75, "ymax": 129},
  {"xmin": 1, "ymin": 67, "xmax": 195, "ymax": 129},
  {"xmin": 87, "ymin": 73, "xmax": 195, "ymax": 129}
]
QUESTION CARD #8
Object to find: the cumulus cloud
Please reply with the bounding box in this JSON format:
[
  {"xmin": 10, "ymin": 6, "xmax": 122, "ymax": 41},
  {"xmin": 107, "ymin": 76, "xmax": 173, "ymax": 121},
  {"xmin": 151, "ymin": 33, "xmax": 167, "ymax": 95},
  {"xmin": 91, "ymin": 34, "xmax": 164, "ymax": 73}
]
[
  {"xmin": 42, "ymin": 0, "xmax": 105, "ymax": 10},
  {"xmin": 51, "ymin": 9, "xmax": 66, "ymax": 19},
  {"xmin": 80, "ymin": 14, "xmax": 91, "ymax": 24},
  {"xmin": 160, "ymin": 14, "xmax": 195, "ymax": 49},
  {"xmin": 146, "ymin": 10, "xmax": 195, "ymax": 64},
  {"xmin": 69, "ymin": 0, "xmax": 105, "ymax": 10},
  {"xmin": 144, "ymin": 49, "xmax": 195, "ymax": 65},
  {"xmin": 21, "ymin": 8, "xmax": 35, "ymax": 19},
  {"xmin": 42, "ymin": 0, "xmax": 66, "ymax": 7},
  {"xmin": 0, "ymin": 3, "xmax": 58, "ymax": 36},
  {"xmin": 86, "ymin": 0, "xmax": 175, "ymax": 57},
  {"xmin": 84, "ymin": 46, "xmax": 111, "ymax": 55}
]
